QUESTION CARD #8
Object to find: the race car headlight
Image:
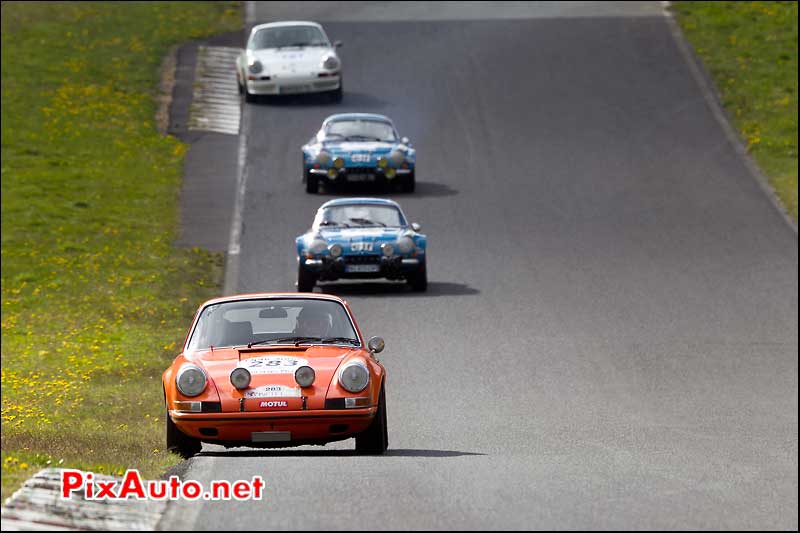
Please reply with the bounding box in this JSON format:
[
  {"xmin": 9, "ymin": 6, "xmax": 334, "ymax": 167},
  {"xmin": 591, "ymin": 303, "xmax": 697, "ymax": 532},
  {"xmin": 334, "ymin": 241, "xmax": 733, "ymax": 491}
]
[
  {"xmin": 321, "ymin": 55, "xmax": 340, "ymax": 70},
  {"xmin": 339, "ymin": 362, "xmax": 369, "ymax": 393},
  {"xmin": 377, "ymin": 157, "xmax": 389, "ymax": 169},
  {"xmin": 396, "ymin": 235, "xmax": 415, "ymax": 254},
  {"xmin": 316, "ymin": 151, "xmax": 332, "ymax": 165},
  {"xmin": 333, "ymin": 157, "xmax": 345, "ymax": 169},
  {"xmin": 176, "ymin": 365, "xmax": 207, "ymax": 397},
  {"xmin": 385, "ymin": 168, "xmax": 397, "ymax": 179},
  {"xmin": 381, "ymin": 243, "xmax": 395, "ymax": 257},
  {"xmin": 308, "ymin": 238, "xmax": 328, "ymax": 255},
  {"xmin": 230, "ymin": 367, "xmax": 251, "ymax": 390},
  {"xmin": 329, "ymin": 243, "xmax": 343, "ymax": 257},
  {"xmin": 390, "ymin": 150, "xmax": 405, "ymax": 165},
  {"xmin": 295, "ymin": 365, "xmax": 316, "ymax": 388},
  {"xmin": 248, "ymin": 60, "xmax": 263, "ymax": 74}
]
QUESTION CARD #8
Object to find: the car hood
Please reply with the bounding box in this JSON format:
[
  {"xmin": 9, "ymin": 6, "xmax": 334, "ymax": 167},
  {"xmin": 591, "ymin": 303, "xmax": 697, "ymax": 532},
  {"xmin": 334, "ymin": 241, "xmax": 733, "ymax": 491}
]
[
  {"xmin": 319, "ymin": 227, "xmax": 408, "ymax": 251},
  {"xmin": 320, "ymin": 140, "xmax": 399, "ymax": 156},
  {"xmin": 250, "ymin": 47, "xmax": 335, "ymax": 73},
  {"xmin": 194, "ymin": 345, "xmax": 364, "ymax": 412}
]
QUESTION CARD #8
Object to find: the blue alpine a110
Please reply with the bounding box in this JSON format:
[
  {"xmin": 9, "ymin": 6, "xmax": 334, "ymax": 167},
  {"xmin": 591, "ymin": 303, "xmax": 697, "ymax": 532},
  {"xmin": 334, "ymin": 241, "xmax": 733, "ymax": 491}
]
[
  {"xmin": 302, "ymin": 113, "xmax": 416, "ymax": 193},
  {"xmin": 296, "ymin": 198, "xmax": 427, "ymax": 291}
]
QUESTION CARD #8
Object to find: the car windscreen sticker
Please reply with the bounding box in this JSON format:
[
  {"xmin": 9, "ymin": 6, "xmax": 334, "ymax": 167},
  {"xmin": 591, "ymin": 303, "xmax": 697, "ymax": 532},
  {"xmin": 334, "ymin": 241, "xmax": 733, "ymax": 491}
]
[
  {"xmin": 239, "ymin": 356, "xmax": 309, "ymax": 375},
  {"xmin": 244, "ymin": 385, "xmax": 302, "ymax": 398}
]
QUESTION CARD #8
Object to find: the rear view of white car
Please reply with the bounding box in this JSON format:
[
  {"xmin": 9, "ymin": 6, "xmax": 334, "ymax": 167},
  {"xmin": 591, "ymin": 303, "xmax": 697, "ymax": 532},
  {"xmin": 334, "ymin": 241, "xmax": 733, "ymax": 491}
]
[{"xmin": 237, "ymin": 21, "xmax": 343, "ymax": 103}]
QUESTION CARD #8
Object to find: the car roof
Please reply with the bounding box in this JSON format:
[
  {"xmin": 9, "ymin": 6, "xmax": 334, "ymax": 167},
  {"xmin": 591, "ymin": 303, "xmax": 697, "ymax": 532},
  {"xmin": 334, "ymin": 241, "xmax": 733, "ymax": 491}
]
[
  {"xmin": 250, "ymin": 21, "xmax": 323, "ymax": 32},
  {"xmin": 201, "ymin": 292, "xmax": 346, "ymax": 307},
  {"xmin": 322, "ymin": 113, "xmax": 393, "ymax": 124},
  {"xmin": 319, "ymin": 197, "xmax": 402, "ymax": 209}
]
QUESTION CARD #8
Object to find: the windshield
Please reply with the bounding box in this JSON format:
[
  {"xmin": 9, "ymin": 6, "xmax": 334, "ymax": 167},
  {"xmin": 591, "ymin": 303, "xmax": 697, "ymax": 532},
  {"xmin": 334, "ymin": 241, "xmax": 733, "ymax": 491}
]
[
  {"xmin": 323, "ymin": 119, "xmax": 397, "ymax": 142},
  {"xmin": 314, "ymin": 204, "xmax": 406, "ymax": 228},
  {"xmin": 186, "ymin": 298, "xmax": 359, "ymax": 351},
  {"xmin": 249, "ymin": 25, "xmax": 328, "ymax": 49}
]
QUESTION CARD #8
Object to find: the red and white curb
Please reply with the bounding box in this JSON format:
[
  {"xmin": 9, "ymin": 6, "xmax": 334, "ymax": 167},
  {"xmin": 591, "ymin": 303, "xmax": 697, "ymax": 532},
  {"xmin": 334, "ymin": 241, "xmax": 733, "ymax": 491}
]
[
  {"xmin": 187, "ymin": 46, "xmax": 243, "ymax": 135},
  {"xmin": 0, "ymin": 469, "xmax": 165, "ymax": 531}
]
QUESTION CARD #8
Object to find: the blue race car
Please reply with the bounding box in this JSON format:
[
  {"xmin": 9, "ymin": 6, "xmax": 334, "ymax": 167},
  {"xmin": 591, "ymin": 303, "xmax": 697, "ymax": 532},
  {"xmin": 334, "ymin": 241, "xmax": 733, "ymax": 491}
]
[
  {"xmin": 302, "ymin": 113, "xmax": 416, "ymax": 193},
  {"xmin": 296, "ymin": 198, "xmax": 427, "ymax": 291}
]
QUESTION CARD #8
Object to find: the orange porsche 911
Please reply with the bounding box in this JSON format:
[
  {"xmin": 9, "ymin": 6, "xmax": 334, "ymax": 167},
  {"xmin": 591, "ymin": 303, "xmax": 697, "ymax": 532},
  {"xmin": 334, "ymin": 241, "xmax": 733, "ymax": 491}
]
[{"xmin": 162, "ymin": 293, "xmax": 388, "ymax": 457}]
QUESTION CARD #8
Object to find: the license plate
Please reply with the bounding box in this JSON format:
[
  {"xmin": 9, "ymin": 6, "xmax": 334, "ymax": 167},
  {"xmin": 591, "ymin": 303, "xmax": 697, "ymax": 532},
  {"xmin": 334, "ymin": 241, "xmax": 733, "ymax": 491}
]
[
  {"xmin": 279, "ymin": 85, "xmax": 306, "ymax": 94},
  {"xmin": 347, "ymin": 173, "xmax": 374, "ymax": 182},
  {"xmin": 252, "ymin": 431, "xmax": 291, "ymax": 443},
  {"xmin": 345, "ymin": 264, "xmax": 380, "ymax": 273}
]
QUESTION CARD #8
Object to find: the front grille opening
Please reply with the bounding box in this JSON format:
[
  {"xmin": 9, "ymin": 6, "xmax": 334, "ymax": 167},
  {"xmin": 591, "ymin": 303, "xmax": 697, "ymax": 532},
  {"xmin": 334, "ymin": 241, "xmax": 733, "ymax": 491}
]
[
  {"xmin": 201, "ymin": 402, "xmax": 222, "ymax": 413},
  {"xmin": 329, "ymin": 424, "xmax": 349, "ymax": 434},
  {"xmin": 344, "ymin": 255, "xmax": 381, "ymax": 265},
  {"xmin": 199, "ymin": 427, "xmax": 218, "ymax": 436}
]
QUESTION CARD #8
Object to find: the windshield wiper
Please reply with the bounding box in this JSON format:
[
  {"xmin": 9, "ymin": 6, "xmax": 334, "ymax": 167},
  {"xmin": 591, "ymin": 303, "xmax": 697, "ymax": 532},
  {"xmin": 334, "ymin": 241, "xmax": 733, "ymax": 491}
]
[
  {"xmin": 345, "ymin": 135, "xmax": 382, "ymax": 142},
  {"xmin": 319, "ymin": 337, "xmax": 360, "ymax": 346},
  {"xmin": 348, "ymin": 217, "xmax": 385, "ymax": 227},
  {"xmin": 319, "ymin": 220, "xmax": 350, "ymax": 228},
  {"xmin": 248, "ymin": 336, "xmax": 321, "ymax": 347}
]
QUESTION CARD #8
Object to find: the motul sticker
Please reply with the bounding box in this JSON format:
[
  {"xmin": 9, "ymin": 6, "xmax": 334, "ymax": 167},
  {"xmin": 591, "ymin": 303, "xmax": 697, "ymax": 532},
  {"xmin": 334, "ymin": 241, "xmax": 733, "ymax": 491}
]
[
  {"xmin": 245, "ymin": 385, "xmax": 301, "ymax": 398},
  {"xmin": 238, "ymin": 357, "xmax": 308, "ymax": 375},
  {"xmin": 259, "ymin": 401, "xmax": 288, "ymax": 408}
]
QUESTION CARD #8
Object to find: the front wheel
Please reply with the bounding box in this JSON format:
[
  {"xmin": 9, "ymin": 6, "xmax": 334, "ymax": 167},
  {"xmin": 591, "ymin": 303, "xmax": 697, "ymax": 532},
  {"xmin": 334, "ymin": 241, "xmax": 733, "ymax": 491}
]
[
  {"xmin": 166, "ymin": 409, "xmax": 202, "ymax": 459},
  {"xmin": 244, "ymin": 88, "xmax": 257, "ymax": 103},
  {"xmin": 355, "ymin": 384, "xmax": 388, "ymax": 455},
  {"xmin": 400, "ymin": 170, "xmax": 415, "ymax": 193},
  {"xmin": 305, "ymin": 172, "xmax": 319, "ymax": 194},
  {"xmin": 329, "ymin": 82, "xmax": 343, "ymax": 103},
  {"xmin": 297, "ymin": 263, "xmax": 317, "ymax": 292},
  {"xmin": 407, "ymin": 264, "xmax": 427, "ymax": 292}
]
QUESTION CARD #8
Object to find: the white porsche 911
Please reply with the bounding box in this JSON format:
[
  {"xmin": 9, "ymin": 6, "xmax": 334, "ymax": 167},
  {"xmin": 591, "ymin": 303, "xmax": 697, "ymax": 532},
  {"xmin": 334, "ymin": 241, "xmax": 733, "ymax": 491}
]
[{"xmin": 237, "ymin": 21, "xmax": 343, "ymax": 103}]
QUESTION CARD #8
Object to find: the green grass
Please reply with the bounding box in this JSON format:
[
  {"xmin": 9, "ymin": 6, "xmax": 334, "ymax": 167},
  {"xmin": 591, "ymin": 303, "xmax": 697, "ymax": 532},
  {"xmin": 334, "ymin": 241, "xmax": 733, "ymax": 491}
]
[
  {"xmin": 673, "ymin": 1, "xmax": 798, "ymax": 221},
  {"xmin": 1, "ymin": 1, "xmax": 241, "ymax": 500}
]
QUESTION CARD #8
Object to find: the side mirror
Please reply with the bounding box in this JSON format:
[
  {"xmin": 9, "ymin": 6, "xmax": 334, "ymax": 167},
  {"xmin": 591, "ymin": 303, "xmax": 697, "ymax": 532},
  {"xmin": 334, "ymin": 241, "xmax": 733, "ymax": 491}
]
[
  {"xmin": 401, "ymin": 136, "xmax": 410, "ymax": 145},
  {"xmin": 334, "ymin": 40, "xmax": 343, "ymax": 48},
  {"xmin": 368, "ymin": 336, "xmax": 385, "ymax": 354},
  {"xmin": 411, "ymin": 222, "xmax": 421, "ymax": 232}
]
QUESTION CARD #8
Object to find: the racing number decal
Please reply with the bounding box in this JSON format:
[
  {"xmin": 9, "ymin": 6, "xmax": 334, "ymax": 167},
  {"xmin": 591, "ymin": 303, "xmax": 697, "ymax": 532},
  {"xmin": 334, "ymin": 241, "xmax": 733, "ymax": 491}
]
[
  {"xmin": 239, "ymin": 357, "xmax": 308, "ymax": 375},
  {"xmin": 351, "ymin": 153, "xmax": 371, "ymax": 163},
  {"xmin": 351, "ymin": 242, "xmax": 373, "ymax": 252}
]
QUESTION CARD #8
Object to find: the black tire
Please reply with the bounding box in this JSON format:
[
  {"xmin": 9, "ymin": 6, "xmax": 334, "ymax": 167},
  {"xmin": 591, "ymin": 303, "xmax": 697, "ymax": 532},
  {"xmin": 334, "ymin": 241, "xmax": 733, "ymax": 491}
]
[
  {"xmin": 329, "ymin": 84, "xmax": 343, "ymax": 103},
  {"xmin": 407, "ymin": 265, "xmax": 427, "ymax": 292},
  {"xmin": 237, "ymin": 76, "xmax": 244, "ymax": 95},
  {"xmin": 401, "ymin": 170, "xmax": 415, "ymax": 193},
  {"xmin": 297, "ymin": 263, "xmax": 317, "ymax": 292},
  {"xmin": 355, "ymin": 384, "xmax": 388, "ymax": 455},
  {"xmin": 245, "ymin": 90, "xmax": 257, "ymax": 103},
  {"xmin": 305, "ymin": 172, "xmax": 319, "ymax": 194},
  {"xmin": 166, "ymin": 409, "xmax": 202, "ymax": 459}
]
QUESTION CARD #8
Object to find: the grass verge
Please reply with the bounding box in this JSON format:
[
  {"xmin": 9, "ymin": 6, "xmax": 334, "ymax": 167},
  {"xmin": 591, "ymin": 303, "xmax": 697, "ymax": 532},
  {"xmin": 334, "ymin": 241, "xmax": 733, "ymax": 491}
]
[
  {"xmin": 1, "ymin": 1, "xmax": 241, "ymax": 500},
  {"xmin": 672, "ymin": 1, "xmax": 798, "ymax": 221}
]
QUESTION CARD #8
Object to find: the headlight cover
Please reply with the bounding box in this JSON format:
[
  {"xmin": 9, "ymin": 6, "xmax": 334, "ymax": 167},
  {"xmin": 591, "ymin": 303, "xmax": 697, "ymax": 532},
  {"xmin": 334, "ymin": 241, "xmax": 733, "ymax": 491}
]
[
  {"xmin": 390, "ymin": 150, "xmax": 405, "ymax": 165},
  {"xmin": 339, "ymin": 361, "xmax": 369, "ymax": 393},
  {"xmin": 248, "ymin": 60, "xmax": 263, "ymax": 74},
  {"xmin": 308, "ymin": 238, "xmax": 328, "ymax": 255},
  {"xmin": 396, "ymin": 235, "xmax": 415, "ymax": 254},
  {"xmin": 295, "ymin": 366, "xmax": 316, "ymax": 388},
  {"xmin": 329, "ymin": 243, "xmax": 343, "ymax": 257},
  {"xmin": 321, "ymin": 55, "xmax": 340, "ymax": 70},
  {"xmin": 381, "ymin": 243, "xmax": 395, "ymax": 257},
  {"xmin": 176, "ymin": 365, "xmax": 207, "ymax": 397},
  {"xmin": 230, "ymin": 367, "xmax": 251, "ymax": 390},
  {"xmin": 317, "ymin": 151, "xmax": 332, "ymax": 165}
]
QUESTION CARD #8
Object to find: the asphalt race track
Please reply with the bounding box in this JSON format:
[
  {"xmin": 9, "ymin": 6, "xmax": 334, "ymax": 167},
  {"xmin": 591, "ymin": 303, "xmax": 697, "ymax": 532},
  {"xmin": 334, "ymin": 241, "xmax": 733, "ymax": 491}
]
[{"xmin": 163, "ymin": 2, "xmax": 798, "ymax": 529}]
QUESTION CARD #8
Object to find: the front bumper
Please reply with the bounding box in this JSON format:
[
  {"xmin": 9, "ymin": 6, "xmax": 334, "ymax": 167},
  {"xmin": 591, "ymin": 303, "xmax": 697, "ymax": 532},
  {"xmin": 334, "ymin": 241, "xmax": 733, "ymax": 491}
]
[
  {"xmin": 246, "ymin": 74, "xmax": 340, "ymax": 95},
  {"xmin": 308, "ymin": 166, "xmax": 413, "ymax": 183},
  {"xmin": 302, "ymin": 255, "xmax": 423, "ymax": 281},
  {"xmin": 171, "ymin": 407, "xmax": 376, "ymax": 443}
]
